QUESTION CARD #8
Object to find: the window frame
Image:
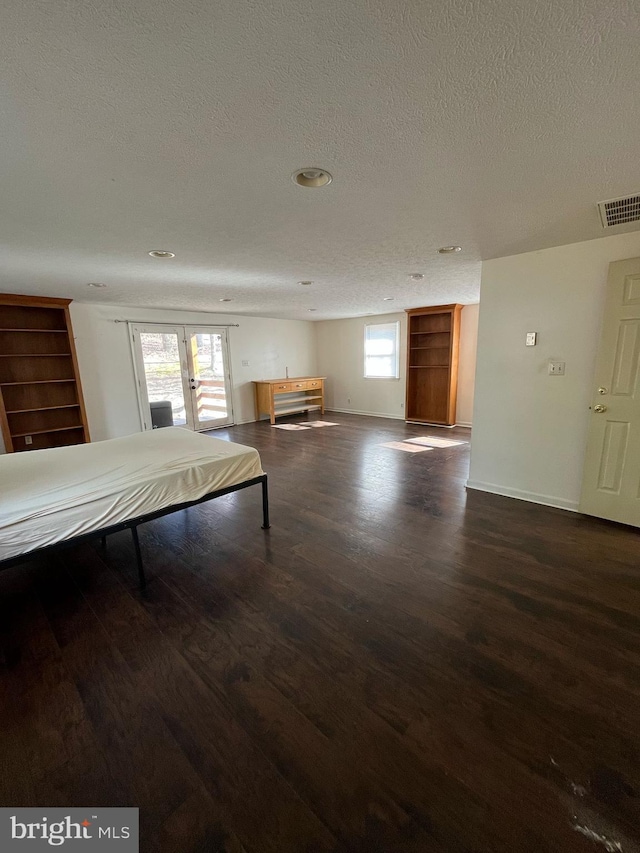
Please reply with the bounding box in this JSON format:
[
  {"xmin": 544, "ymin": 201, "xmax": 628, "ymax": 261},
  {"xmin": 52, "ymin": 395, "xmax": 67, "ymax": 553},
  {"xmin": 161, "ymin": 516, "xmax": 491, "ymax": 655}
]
[{"xmin": 363, "ymin": 320, "xmax": 401, "ymax": 380}]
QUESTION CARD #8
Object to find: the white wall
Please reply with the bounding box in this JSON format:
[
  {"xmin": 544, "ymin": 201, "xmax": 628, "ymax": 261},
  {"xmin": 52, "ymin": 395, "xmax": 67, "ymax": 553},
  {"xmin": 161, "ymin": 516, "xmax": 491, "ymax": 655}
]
[
  {"xmin": 70, "ymin": 303, "xmax": 317, "ymax": 441},
  {"xmin": 468, "ymin": 230, "xmax": 640, "ymax": 510},
  {"xmin": 316, "ymin": 307, "xmax": 479, "ymax": 423},
  {"xmin": 316, "ymin": 312, "xmax": 407, "ymax": 419}
]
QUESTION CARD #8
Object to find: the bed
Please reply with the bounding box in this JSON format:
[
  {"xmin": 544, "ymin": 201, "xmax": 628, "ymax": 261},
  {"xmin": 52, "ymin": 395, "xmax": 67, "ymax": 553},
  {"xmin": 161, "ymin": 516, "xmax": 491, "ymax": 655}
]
[{"xmin": 0, "ymin": 427, "xmax": 270, "ymax": 585}]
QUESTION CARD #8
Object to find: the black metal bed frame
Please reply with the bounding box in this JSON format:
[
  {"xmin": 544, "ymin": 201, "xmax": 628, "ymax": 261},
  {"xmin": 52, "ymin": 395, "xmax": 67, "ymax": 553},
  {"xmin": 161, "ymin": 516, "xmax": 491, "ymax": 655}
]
[{"xmin": 0, "ymin": 474, "xmax": 270, "ymax": 588}]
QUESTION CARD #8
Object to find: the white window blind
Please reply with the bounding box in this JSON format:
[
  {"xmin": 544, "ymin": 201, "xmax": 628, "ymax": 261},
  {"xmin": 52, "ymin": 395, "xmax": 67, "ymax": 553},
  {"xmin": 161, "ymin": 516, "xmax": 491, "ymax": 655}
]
[{"xmin": 364, "ymin": 321, "xmax": 400, "ymax": 379}]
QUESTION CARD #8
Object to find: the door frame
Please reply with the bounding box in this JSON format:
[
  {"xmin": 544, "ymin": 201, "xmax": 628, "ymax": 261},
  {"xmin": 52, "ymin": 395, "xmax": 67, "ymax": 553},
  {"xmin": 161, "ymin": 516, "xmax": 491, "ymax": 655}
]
[{"xmin": 129, "ymin": 323, "xmax": 235, "ymax": 432}]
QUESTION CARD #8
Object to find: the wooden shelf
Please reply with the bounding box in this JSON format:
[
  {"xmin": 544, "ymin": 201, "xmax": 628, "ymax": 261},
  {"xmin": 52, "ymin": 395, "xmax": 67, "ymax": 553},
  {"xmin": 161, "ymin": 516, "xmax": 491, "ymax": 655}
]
[
  {"xmin": 275, "ymin": 394, "xmax": 323, "ymax": 406},
  {"xmin": 12, "ymin": 424, "xmax": 83, "ymax": 437},
  {"xmin": 0, "ymin": 294, "xmax": 90, "ymax": 452},
  {"xmin": 0, "ymin": 379, "xmax": 77, "ymax": 386},
  {"xmin": 6, "ymin": 404, "xmax": 80, "ymax": 414},
  {"xmin": 273, "ymin": 404, "xmax": 321, "ymax": 416},
  {"xmin": 410, "ymin": 345, "xmax": 450, "ymax": 350},
  {"xmin": 410, "ymin": 330, "xmax": 451, "ymax": 335},
  {"xmin": 409, "ymin": 364, "xmax": 449, "ymax": 368},
  {"xmin": 0, "ymin": 328, "xmax": 67, "ymax": 333}
]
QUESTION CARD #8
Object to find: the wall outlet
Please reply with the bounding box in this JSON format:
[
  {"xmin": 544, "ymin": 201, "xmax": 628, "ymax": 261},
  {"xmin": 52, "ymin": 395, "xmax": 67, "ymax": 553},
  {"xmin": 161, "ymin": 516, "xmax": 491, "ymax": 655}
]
[
  {"xmin": 24, "ymin": 435, "xmax": 33, "ymax": 445},
  {"xmin": 548, "ymin": 361, "xmax": 565, "ymax": 375},
  {"xmin": 400, "ymin": 402, "xmax": 404, "ymax": 408},
  {"xmin": 347, "ymin": 397, "xmax": 351, "ymax": 404},
  {"xmin": 241, "ymin": 359, "xmax": 249, "ymax": 367}
]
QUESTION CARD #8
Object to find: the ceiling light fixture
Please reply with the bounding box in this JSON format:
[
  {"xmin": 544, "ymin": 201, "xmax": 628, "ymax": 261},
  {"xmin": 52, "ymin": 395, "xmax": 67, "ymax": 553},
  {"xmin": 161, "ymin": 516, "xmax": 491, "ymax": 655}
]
[
  {"xmin": 148, "ymin": 250, "xmax": 175, "ymax": 259},
  {"xmin": 292, "ymin": 168, "xmax": 332, "ymax": 188},
  {"xmin": 383, "ymin": 297, "xmax": 394, "ymax": 301},
  {"xmin": 438, "ymin": 246, "xmax": 462, "ymax": 254},
  {"xmin": 219, "ymin": 298, "xmax": 232, "ymax": 302},
  {"xmin": 298, "ymin": 280, "xmax": 313, "ymax": 286},
  {"xmin": 87, "ymin": 282, "xmax": 107, "ymax": 288},
  {"xmin": 409, "ymin": 273, "xmax": 424, "ymax": 281},
  {"xmin": 308, "ymin": 308, "xmax": 317, "ymax": 312}
]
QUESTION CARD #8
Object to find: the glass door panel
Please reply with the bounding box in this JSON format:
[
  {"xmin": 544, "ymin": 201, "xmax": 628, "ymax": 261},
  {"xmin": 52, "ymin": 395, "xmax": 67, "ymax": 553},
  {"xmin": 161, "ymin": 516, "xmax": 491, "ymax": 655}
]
[
  {"xmin": 186, "ymin": 328, "xmax": 234, "ymax": 429},
  {"xmin": 131, "ymin": 325, "xmax": 193, "ymax": 430}
]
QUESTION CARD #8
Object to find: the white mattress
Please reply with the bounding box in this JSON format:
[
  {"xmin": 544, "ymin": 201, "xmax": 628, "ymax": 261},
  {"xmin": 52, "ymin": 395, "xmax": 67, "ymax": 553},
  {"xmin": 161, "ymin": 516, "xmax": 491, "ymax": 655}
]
[{"xmin": 0, "ymin": 427, "xmax": 264, "ymax": 561}]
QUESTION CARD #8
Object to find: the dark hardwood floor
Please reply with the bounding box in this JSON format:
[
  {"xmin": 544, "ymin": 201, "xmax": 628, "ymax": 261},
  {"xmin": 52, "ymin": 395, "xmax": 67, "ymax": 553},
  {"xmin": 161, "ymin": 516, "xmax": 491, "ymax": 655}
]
[{"xmin": 2, "ymin": 413, "xmax": 639, "ymax": 852}]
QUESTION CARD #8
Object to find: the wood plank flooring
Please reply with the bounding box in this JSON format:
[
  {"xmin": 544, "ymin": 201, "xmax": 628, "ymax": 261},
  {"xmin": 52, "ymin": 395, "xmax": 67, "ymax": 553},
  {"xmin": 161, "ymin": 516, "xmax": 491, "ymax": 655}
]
[{"xmin": 1, "ymin": 413, "xmax": 639, "ymax": 852}]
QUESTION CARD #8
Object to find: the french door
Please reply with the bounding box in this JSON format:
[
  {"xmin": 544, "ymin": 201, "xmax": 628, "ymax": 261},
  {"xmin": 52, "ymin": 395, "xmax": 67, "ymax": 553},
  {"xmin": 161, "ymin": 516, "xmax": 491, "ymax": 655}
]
[{"xmin": 131, "ymin": 324, "xmax": 234, "ymax": 431}]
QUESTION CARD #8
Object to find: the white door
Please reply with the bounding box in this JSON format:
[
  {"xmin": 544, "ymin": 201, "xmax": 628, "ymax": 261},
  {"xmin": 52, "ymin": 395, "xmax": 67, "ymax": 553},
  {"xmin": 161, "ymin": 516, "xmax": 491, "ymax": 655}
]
[
  {"xmin": 185, "ymin": 327, "xmax": 234, "ymax": 429},
  {"xmin": 131, "ymin": 325, "xmax": 234, "ymax": 431},
  {"xmin": 579, "ymin": 257, "xmax": 640, "ymax": 526}
]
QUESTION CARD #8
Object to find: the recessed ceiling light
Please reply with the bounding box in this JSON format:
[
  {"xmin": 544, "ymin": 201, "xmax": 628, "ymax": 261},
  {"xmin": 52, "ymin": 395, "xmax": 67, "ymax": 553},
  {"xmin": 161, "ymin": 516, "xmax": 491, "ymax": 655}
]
[
  {"xmin": 87, "ymin": 282, "xmax": 107, "ymax": 288},
  {"xmin": 383, "ymin": 297, "xmax": 394, "ymax": 301},
  {"xmin": 292, "ymin": 168, "xmax": 333, "ymax": 188},
  {"xmin": 219, "ymin": 298, "xmax": 233, "ymax": 302},
  {"xmin": 438, "ymin": 246, "xmax": 462, "ymax": 254},
  {"xmin": 148, "ymin": 250, "xmax": 175, "ymax": 259},
  {"xmin": 298, "ymin": 280, "xmax": 314, "ymax": 286},
  {"xmin": 308, "ymin": 308, "xmax": 317, "ymax": 312},
  {"xmin": 409, "ymin": 273, "xmax": 424, "ymax": 281}
]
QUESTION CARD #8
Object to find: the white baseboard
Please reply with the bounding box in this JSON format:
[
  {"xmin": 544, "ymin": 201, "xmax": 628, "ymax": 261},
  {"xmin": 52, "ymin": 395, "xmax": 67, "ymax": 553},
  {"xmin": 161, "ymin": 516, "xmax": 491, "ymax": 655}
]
[
  {"xmin": 327, "ymin": 409, "xmax": 473, "ymax": 427},
  {"xmin": 406, "ymin": 420, "xmax": 456, "ymax": 429},
  {"xmin": 245, "ymin": 411, "xmax": 405, "ymax": 423},
  {"xmin": 246, "ymin": 409, "xmax": 472, "ymax": 428},
  {"xmin": 325, "ymin": 407, "xmax": 405, "ymax": 420},
  {"xmin": 465, "ymin": 480, "xmax": 579, "ymax": 512}
]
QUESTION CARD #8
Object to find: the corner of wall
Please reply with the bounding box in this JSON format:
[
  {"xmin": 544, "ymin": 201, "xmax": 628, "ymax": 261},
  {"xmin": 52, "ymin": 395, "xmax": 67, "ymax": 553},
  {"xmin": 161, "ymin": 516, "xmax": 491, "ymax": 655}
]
[{"xmin": 470, "ymin": 231, "xmax": 640, "ymax": 508}]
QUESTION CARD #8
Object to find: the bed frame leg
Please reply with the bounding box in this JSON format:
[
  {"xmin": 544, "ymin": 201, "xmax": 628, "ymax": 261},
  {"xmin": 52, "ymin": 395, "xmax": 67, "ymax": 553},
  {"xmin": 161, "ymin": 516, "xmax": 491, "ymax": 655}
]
[
  {"xmin": 130, "ymin": 525, "xmax": 146, "ymax": 588},
  {"xmin": 261, "ymin": 475, "xmax": 271, "ymax": 529}
]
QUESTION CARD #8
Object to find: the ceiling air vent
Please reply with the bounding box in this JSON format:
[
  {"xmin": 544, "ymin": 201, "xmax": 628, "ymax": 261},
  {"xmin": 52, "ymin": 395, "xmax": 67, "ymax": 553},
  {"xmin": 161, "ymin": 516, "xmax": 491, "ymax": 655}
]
[{"xmin": 598, "ymin": 194, "xmax": 640, "ymax": 228}]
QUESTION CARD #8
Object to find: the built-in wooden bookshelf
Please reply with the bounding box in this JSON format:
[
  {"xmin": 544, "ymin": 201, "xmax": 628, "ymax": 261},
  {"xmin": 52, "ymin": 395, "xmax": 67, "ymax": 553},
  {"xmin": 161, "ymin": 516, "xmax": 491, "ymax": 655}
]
[
  {"xmin": 0, "ymin": 294, "xmax": 90, "ymax": 452},
  {"xmin": 405, "ymin": 304, "xmax": 462, "ymax": 426}
]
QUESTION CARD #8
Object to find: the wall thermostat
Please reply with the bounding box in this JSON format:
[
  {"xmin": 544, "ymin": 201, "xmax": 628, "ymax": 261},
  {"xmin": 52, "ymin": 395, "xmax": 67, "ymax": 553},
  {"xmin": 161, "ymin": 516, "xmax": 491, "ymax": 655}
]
[{"xmin": 525, "ymin": 332, "xmax": 537, "ymax": 346}]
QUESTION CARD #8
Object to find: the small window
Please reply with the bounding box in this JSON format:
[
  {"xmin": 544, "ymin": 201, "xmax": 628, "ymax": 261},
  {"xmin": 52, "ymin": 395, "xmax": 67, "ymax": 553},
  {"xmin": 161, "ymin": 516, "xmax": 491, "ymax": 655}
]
[{"xmin": 364, "ymin": 321, "xmax": 400, "ymax": 379}]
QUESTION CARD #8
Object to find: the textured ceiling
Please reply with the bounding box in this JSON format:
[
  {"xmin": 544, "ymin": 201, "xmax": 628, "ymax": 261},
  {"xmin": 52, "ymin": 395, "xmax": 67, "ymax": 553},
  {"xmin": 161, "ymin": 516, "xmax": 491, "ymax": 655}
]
[{"xmin": 1, "ymin": 0, "xmax": 639, "ymax": 320}]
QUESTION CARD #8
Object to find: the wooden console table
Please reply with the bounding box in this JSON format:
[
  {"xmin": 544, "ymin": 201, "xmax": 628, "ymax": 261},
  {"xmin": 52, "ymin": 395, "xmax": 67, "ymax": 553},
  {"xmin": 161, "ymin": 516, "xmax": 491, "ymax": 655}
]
[{"xmin": 252, "ymin": 376, "xmax": 326, "ymax": 424}]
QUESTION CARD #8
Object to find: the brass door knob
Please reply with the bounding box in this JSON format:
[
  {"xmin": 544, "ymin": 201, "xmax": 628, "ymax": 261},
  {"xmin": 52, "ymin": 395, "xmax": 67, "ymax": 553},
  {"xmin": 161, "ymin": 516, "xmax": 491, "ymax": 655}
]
[{"xmin": 593, "ymin": 404, "xmax": 607, "ymax": 413}]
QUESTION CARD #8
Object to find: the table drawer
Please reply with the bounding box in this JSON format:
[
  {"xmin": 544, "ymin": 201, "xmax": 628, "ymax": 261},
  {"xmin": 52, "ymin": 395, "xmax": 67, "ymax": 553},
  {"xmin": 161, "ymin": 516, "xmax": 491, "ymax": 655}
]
[
  {"xmin": 291, "ymin": 380, "xmax": 309, "ymax": 391},
  {"xmin": 306, "ymin": 379, "xmax": 322, "ymax": 390},
  {"xmin": 273, "ymin": 382, "xmax": 292, "ymax": 392}
]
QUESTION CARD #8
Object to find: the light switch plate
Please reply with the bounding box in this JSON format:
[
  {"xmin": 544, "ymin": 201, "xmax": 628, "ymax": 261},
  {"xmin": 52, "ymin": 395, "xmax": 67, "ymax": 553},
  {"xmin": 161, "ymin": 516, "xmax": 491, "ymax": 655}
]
[
  {"xmin": 548, "ymin": 361, "xmax": 565, "ymax": 375},
  {"xmin": 525, "ymin": 332, "xmax": 537, "ymax": 346}
]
